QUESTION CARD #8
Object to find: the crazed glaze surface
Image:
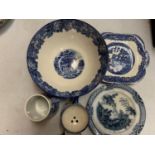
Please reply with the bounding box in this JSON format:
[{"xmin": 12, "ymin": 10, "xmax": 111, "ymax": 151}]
[
  {"xmin": 27, "ymin": 19, "xmax": 108, "ymax": 98},
  {"xmin": 86, "ymin": 84, "xmax": 146, "ymax": 135},
  {"xmin": 102, "ymin": 33, "xmax": 149, "ymax": 84}
]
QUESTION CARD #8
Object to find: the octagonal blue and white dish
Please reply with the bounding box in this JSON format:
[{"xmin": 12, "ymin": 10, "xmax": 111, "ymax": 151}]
[
  {"xmin": 102, "ymin": 32, "xmax": 150, "ymax": 84},
  {"xmin": 27, "ymin": 19, "xmax": 108, "ymax": 98},
  {"xmin": 86, "ymin": 83, "xmax": 146, "ymax": 135}
]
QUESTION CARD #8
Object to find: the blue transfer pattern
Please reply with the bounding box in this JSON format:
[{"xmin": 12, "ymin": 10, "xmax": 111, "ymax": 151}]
[
  {"xmin": 50, "ymin": 97, "xmax": 61, "ymax": 114},
  {"xmin": 102, "ymin": 33, "xmax": 149, "ymax": 84},
  {"xmin": 27, "ymin": 19, "xmax": 108, "ymax": 98},
  {"xmin": 108, "ymin": 43, "xmax": 135, "ymax": 75},
  {"xmin": 97, "ymin": 93, "xmax": 136, "ymax": 131},
  {"xmin": 54, "ymin": 49, "xmax": 84, "ymax": 79},
  {"xmin": 86, "ymin": 83, "xmax": 146, "ymax": 135}
]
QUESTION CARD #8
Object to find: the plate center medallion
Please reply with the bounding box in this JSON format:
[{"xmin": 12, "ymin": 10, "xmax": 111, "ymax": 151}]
[
  {"xmin": 54, "ymin": 49, "xmax": 85, "ymax": 79},
  {"xmin": 97, "ymin": 92, "xmax": 136, "ymax": 131},
  {"xmin": 108, "ymin": 43, "xmax": 135, "ymax": 75}
]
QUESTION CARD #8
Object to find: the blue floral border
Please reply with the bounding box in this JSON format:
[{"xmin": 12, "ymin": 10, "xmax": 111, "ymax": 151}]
[
  {"xmin": 27, "ymin": 19, "xmax": 108, "ymax": 98},
  {"xmin": 101, "ymin": 32, "xmax": 150, "ymax": 84},
  {"xmin": 86, "ymin": 83, "xmax": 146, "ymax": 135}
]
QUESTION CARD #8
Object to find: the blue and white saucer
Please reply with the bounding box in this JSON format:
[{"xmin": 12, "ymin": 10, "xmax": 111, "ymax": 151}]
[
  {"xmin": 86, "ymin": 83, "xmax": 146, "ymax": 135},
  {"xmin": 102, "ymin": 33, "xmax": 150, "ymax": 84},
  {"xmin": 27, "ymin": 20, "xmax": 108, "ymax": 98}
]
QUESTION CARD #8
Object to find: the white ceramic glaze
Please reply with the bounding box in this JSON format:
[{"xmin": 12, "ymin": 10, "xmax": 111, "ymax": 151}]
[
  {"xmin": 61, "ymin": 105, "xmax": 88, "ymax": 133},
  {"xmin": 27, "ymin": 20, "xmax": 108, "ymax": 98},
  {"xmin": 37, "ymin": 30, "xmax": 101, "ymax": 92},
  {"xmin": 25, "ymin": 94, "xmax": 52, "ymax": 122}
]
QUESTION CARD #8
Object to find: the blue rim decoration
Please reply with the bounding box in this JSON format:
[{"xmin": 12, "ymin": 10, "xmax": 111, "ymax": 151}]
[
  {"xmin": 101, "ymin": 32, "xmax": 149, "ymax": 84},
  {"xmin": 86, "ymin": 83, "xmax": 146, "ymax": 135},
  {"xmin": 27, "ymin": 19, "xmax": 108, "ymax": 98}
]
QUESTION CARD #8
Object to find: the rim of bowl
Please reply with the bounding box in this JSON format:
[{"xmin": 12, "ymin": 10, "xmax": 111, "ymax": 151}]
[
  {"xmin": 27, "ymin": 19, "xmax": 108, "ymax": 98},
  {"xmin": 24, "ymin": 94, "xmax": 51, "ymax": 122}
]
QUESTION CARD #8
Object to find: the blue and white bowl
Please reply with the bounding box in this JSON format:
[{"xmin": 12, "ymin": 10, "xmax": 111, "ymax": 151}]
[
  {"xmin": 86, "ymin": 83, "xmax": 146, "ymax": 135},
  {"xmin": 27, "ymin": 19, "xmax": 108, "ymax": 98},
  {"xmin": 102, "ymin": 32, "xmax": 150, "ymax": 84}
]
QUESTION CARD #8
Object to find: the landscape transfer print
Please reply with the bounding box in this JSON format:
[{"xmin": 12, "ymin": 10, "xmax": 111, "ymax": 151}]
[{"xmin": 97, "ymin": 92, "xmax": 136, "ymax": 131}]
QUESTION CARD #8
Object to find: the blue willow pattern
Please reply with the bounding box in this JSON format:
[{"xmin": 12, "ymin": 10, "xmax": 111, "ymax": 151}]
[
  {"xmin": 97, "ymin": 93, "xmax": 136, "ymax": 131},
  {"xmin": 102, "ymin": 33, "xmax": 149, "ymax": 84},
  {"xmin": 27, "ymin": 19, "xmax": 108, "ymax": 98},
  {"xmin": 86, "ymin": 84, "xmax": 146, "ymax": 135}
]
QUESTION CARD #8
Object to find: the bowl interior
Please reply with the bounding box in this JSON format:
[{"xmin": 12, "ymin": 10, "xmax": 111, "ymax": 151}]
[
  {"xmin": 25, "ymin": 95, "xmax": 51, "ymax": 122},
  {"xmin": 38, "ymin": 30, "xmax": 101, "ymax": 92}
]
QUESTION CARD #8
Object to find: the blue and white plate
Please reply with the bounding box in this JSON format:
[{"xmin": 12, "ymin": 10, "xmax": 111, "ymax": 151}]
[
  {"xmin": 27, "ymin": 20, "xmax": 108, "ymax": 98},
  {"xmin": 102, "ymin": 32, "xmax": 150, "ymax": 84},
  {"xmin": 86, "ymin": 83, "xmax": 146, "ymax": 135}
]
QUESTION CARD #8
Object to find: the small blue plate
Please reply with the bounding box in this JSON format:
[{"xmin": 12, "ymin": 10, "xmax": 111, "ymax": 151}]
[
  {"xmin": 86, "ymin": 83, "xmax": 146, "ymax": 135},
  {"xmin": 102, "ymin": 32, "xmax": 149, "ymax": 84}
]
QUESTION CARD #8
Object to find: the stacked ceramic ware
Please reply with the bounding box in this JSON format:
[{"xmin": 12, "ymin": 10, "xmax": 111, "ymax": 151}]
[{"xmin": 25, "ymin": 19, "xmax": 149, "ymax": 135}]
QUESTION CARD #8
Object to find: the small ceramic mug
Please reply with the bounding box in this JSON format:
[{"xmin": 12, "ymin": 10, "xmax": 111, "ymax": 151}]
[{"xmin": 25, "ymin": 94, "xmax": 54, "ymax": 122}]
